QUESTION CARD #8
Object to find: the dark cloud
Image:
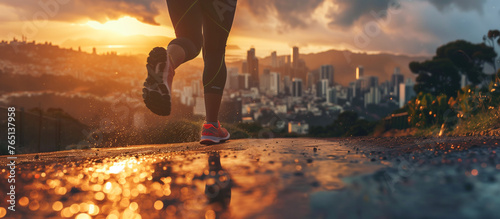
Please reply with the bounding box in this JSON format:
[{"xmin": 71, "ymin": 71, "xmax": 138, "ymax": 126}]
[
  {"xmin": 427, "ymin": 0, "xmax": 487, "ymax": 13},
  {"xmin": 0, "ymin": 0, "xmax": 161, "ymax": 25},
  {"xmin": 327, "ymin": 0, "xmax": 398, "ymax": 28},
  {"xmin": 243, "ymin": 0, "xmax": 324, "ymax": 29}
]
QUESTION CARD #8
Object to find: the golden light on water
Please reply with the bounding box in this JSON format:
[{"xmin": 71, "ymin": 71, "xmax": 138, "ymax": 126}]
[
  {"xmin": 19, "ymin": 197, "xmax": 29, "ymax": 207},
  {"xmin": 0, "ymin": 139, "xmax": 387, "ymax": 219},
  {"xmin": 52, "ymin": 202, "xmax": 63, "ymax": 211},
  {"xmin": 0, "ymin": 207, "xmax": 6, "ymax": 218},
  {"xmin": 154, "ymin": 200, "xmax": 164, "ymax": 210}
]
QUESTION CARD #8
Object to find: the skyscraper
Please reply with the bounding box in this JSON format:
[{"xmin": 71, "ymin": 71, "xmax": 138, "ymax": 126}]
[
  {"xmin": 316, "ymin": 79, "xmax": 329, "ymax": 98},
  {"xmin": 399, "ymin": 78, "xmax": 416, "ymax": 108},
  {"xmin": 269, "ymin": 72, "xmax": 280, "ymax": 96},
  {"xmin": 356, "ymin": 65, "xmax": 364, "ymax": 80},
  {"xmin": 391, "ymin": 67, "xmax": 404, "ymax": 96},
  {"xmin": 320, "ymin": 65, "xmax": 334, "ymax": 86},
  {"xmin": 367, "ymin": 76, "xmax": 379, "ymax": 89},
  {"xmin": 260, "ymin": 68, "xmax": 271, "ymax": 93},
  {"xmin": 327, "ymin": 88, "xmax": 337, "ymax": 104},
  {"xmin": 306, "ymin": 71, "xmax": 318, "ymax": 89},
  {"xmin": 271, "ymin": 51, "xmax": 277, "ymax": 68},
  {"xmin": 292, "ymin": 78, "xmax": 302, "ymax": 97},
  {"xmin": 292, "ymin": 47, "xmax": 299, "ymax": 68},
  {"xmin": 247, "ymin": 48, "xmax": 259, "ymax": 87}
]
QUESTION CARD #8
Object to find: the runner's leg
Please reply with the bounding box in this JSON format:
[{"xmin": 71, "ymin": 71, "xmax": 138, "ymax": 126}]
[
  {"xmin": 166, "ymin": 0, "xmax": 203, "ymax": 68},
  {"xmin": 200, "ymin": 0, "xmax": 237, "ymax": 122}
]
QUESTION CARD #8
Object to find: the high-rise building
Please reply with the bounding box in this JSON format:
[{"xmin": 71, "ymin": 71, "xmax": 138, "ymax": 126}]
[
  {"xmin": 247, "ymin": 48, "xmax": 259, "ymax": 87},
  {"xmin": 269, "ymin": 72, "xmax": 280, "ymax": 96},
  {"xmin": 306, "ymin": 71, "xmax": 318, "ymax": 89},
  {"xmin": 241, "ymin": 61, "xmax": 248, "ymax": 73},
  {"xmin": 327, "ymin": 88, "xmax": 337, "ymax": 104},
  {"xmin": 239, "ymin": 73, "xmax": 251, "ymax": 90},
  {"xmin": 356, "ymin": 65, "xmax": 364, "ymax": 80},
  {"xmin": 271, "ymin": 51, "xmax": 278, "ymax": 68},
  {"xmin": 391, "ymin": 67, "xmax": 404, "ymax": 95},
  {"xmin": 320, "ymin": 65, "xmax": 334, "ymax": 86},
  {"xmin": 283, "ymin": 75, "xmax": 291, "ymax": 95},
  {"xmin": 367, "ymin": 76, "xmax": 379, "ymax": 89},
  {"xmin": 348, "ymin": 82, "xmax": 356, "ymax": 100},
  {"xmin": 292, "ymin": 47, "xmax": 299, "ymax": 68},
  {"xmin": 225, "ymin": 68, "xmax": 239, "ymax": 90},
  {"xmin": 191, "ymin": 80, "xmax": 201, "ymax": 97},
  {"xmin": 316, "ymin": 79, "xmax": 329, "ymax": 98},
  {"xmin": 399, "ymin": 78, "xmax": 416, "ymax": 108},
  {"xmin": 260, "ymin": 68, "xmax": 271, "ymax": 93},
  {"xmin": 292, "ymin": 78, "xmax": 302, "ymax": 97},
  {"xmin": 365, "ymin": 87, "xmax": 381, "ymax": 107}
]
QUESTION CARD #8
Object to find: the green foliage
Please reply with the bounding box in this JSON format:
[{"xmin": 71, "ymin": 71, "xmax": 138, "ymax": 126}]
[
  {"xmin": 410, "ymin": 40, "xmax": 497, "ymax": 97},
  {"xmin": 410, "ymin": 58, "xmax": 461, "ymax": 97},
  {"xmin": 407, "ymin": 93, "xmax": 451, "ymax": 128}
]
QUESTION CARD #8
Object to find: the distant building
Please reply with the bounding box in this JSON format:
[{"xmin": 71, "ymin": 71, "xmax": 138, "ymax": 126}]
[
  {"xmin": 292, "ymin": 78, "xmax": 303, "ymax": 97},
  {"xmin": 306, "ymin": 71, "xmax": 318, "ymax": 90},
  {"xmin": 247, "ymin": 48, "xmax": 259, "ymax": 87},
  {"xmin": 271, "ymin": 51, "xmax": 278, "ymax": 68},
  {"xmin": 193, "ymin": 96, "xmax": 206, "ymax": 116},
  {"xmin": 367, "ymin": 76, "xmax": 379, "ymax": 89},
  {"xmin": 288, "ymin": 121, "xmax": 309, "ymax": 134},
  {"xmin": 327, "ymin": 88, "xmax": 337, "ymax": 104},
  {"xmin": 292, "ymin": 46, "xmax": 299, "ymax": 68},
  {"xmin": 283, "ymin": 76, "xmax": 292, "ymax": 95},
  {"xmin": 364, "ymin": 87, "xmax": 381, "ymax": 107},
  {"xmin": 356, "ymin": 65, "xmax": 364, "ymax": 80},
  {"xmin": 316, "ymin": 79, "xmax": 329, "ymax": 98},
  {"xmin": 241, "ymin": 61, "xmax": 248, "ymax": 74},
  {"xmin": 260, "ymin": 68, "xmax": 271, "ymax": 93},
  {"xmin": 320, "ymin": 65, "xmax": 334, "ymax": 86},
  {"xmin": 192, "ymin": 80, "xmax": 201, "ymax": 97},
  {"xmin": 399, "ymin": 78, "xmax": 416, "ymax": 108},
  {"xmin": 226, "ymin": 68, "xmax": 239, "ymax": 90},
  {"xmin": 181, "ymin": 86, "xmax": 193, "ymax": 106},
  {"xmin": 269, "ymin": 72, "xmax": 280, "ymax": 96},
  {"xmin": 239, "ymin": 73, "xmax": 251, "ymax": 90},
  {"xmin": 391, "ymin": 67, "xmax": 404, "ymax": 95}
]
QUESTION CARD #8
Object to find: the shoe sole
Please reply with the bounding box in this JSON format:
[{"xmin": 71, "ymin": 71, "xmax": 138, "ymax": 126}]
[
  {"xmin": 143, "ymin": 47, "xmax": 171, "ymax": 116},
  {"xmin": 200, "ymin": 133, "xmax": 230, "ymax": 145}
]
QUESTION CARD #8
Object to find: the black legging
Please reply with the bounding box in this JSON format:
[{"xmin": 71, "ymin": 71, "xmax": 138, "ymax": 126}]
[{"xmin": 166, "ymin": 0, "xmax": 237, "ymax": 95}]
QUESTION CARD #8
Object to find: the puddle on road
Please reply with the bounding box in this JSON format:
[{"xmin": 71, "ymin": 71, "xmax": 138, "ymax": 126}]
[{"xmin": 0, "ymin": 139, "xmax": 383, "ymax": 219}]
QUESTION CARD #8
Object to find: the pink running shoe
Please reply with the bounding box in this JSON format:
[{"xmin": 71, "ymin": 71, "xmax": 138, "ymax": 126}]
[{"xmin": 200, "ymin": 121, "xmax": 230, "ymax": 144}]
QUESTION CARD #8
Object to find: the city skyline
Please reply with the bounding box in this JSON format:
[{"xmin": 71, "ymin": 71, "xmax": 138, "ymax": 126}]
[{"xmin": 0, "ymin": 0, "xmax": 498, "ymax": 58}]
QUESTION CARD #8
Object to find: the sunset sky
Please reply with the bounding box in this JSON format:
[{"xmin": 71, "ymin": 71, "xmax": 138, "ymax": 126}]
[{"xmin": 1, "ymin": 0, "xmax": 498, "ymax": 59}]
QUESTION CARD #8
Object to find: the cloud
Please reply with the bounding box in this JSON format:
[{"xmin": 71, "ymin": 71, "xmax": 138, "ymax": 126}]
[
  {"xmin": 327, "ymin": 0, "xmax": 399, "ymax": 28},
  {"xmin": 0, "ymin": 0, "xmax": 161, "ymax": 25},
  {"xmin": 242, "ymin": 0, "xmax": 324, "ymax": 29},
  {"xmin": 427, "ymin": 0, "xmax": 487, "ymax": 13}
]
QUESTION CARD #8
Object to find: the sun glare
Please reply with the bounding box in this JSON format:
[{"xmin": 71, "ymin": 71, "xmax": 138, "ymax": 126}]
[{"xmin": 85, "ymin": 16, "xmax": 175, "ymax": 37}]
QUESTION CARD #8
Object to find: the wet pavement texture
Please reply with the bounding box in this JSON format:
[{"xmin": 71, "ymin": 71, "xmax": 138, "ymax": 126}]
[{"xmin": 0, "ymin": 137, "xmax": 499, "ymax": 219}]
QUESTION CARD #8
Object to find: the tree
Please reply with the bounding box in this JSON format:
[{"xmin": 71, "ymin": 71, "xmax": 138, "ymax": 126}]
[
  {"xmin": 410, "ymin": 58, "xmax": 461, "ymax": 97},
  {"xmin": 410, "ymin": 40, "xmax": 497, "ymax": 97}
]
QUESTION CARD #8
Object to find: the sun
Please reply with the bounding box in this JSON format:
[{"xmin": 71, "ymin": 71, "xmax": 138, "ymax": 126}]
[{"xmin": 84, "ymin": 16, "xmax": 175, "ymax": 37}]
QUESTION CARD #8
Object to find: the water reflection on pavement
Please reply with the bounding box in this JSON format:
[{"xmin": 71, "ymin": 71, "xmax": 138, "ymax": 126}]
[{"xmin": 0, "ymin": 139, "xmax": 382, "ymax": 219}]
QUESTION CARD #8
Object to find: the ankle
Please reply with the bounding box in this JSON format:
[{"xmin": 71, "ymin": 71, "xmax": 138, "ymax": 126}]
[{"xmin": 205, "ymin": 121, "xmax": 219, "ymax": 128}]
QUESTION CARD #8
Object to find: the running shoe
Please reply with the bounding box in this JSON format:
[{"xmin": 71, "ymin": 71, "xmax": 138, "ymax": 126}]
[
  {"xmin": 142, "ymin": 47, "xmax": 174, "ymax": 116},
  {"xmin": 200, "ymin": 121, "xmax": 230, "ymax": 144}
]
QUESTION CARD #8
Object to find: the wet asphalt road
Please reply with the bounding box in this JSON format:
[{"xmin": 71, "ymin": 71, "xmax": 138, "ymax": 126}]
[{"xmin": 1, "ymin": 137, "xmax": 500, "ymax": 219}]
